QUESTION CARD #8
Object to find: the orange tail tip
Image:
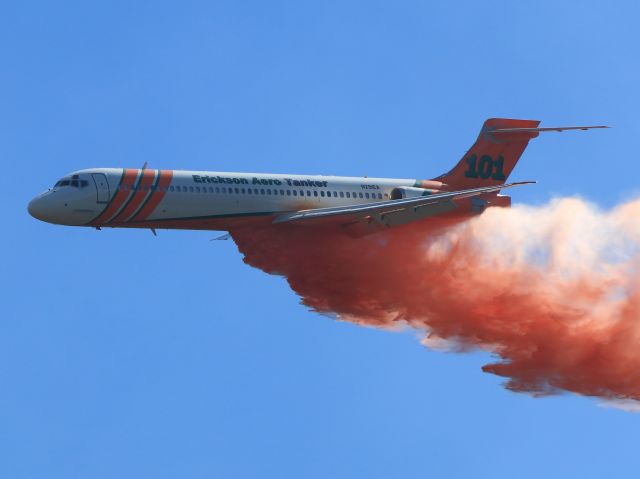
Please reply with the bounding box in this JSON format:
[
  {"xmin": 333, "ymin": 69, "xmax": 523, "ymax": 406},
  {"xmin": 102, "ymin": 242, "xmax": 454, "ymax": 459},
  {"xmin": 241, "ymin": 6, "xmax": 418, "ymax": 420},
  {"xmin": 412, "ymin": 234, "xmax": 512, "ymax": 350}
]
[
  {"xmin": 433, "ymin": 118, "xmax": 608, "ymax": 191},
  {"xmin": 433, "ymin": 118, "xmax": 540, "ymax": 190}
]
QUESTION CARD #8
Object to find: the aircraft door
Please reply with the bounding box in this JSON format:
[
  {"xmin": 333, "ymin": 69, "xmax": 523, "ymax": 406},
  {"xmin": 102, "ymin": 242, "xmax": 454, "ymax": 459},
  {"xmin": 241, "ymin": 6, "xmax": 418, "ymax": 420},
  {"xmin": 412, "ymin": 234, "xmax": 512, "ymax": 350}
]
[{"xmin": 91, "ymin": 173, "xmax": 110, "ymax": 203}]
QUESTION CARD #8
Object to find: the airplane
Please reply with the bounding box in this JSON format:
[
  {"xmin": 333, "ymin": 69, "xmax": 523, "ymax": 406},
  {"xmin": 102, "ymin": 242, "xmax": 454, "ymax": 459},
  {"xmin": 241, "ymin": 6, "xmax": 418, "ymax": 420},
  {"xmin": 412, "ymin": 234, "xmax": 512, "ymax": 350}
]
[{"xmin": 28, "ymin": 118, "xmax": 606, "ymax": 237}]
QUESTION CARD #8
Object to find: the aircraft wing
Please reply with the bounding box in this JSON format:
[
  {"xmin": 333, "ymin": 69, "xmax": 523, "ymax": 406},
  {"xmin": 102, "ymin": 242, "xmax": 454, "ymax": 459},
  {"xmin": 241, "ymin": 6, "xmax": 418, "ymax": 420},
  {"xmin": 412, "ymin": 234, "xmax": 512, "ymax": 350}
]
[{"xmin": 272, "ymin": 181, "xmax": 534, "ymax": 233}]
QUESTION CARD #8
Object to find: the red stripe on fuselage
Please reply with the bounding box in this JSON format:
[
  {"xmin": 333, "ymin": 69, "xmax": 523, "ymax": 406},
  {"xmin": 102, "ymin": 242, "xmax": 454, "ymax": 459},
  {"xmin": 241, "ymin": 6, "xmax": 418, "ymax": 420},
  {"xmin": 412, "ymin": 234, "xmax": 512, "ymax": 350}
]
[
  {"xmin": 109, "ymin": 169, "xmax": 156, "ymax": 223},
  {"xmin": 90, "ymin": 169, "xmax": 138, "ymax": 226},
  {"xmin": 130, "ymin": 170, "xmax": 173, "ymax": 222}
]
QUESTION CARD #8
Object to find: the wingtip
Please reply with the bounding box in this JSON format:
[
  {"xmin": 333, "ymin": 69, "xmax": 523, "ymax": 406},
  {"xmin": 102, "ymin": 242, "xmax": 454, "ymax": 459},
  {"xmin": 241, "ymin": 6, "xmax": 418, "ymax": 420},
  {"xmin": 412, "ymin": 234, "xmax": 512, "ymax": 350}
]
[{"xmin": 509, "ymin": 180, "xmax": 536, "ymax": 186}]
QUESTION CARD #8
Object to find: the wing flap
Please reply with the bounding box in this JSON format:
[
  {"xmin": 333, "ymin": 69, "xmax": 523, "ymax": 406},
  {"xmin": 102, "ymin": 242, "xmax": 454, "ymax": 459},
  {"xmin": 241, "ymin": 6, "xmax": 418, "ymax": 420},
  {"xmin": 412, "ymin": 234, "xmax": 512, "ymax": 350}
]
[{"xmin": 273, "ymin": 181, "xmax": 534, "ymax": 229}]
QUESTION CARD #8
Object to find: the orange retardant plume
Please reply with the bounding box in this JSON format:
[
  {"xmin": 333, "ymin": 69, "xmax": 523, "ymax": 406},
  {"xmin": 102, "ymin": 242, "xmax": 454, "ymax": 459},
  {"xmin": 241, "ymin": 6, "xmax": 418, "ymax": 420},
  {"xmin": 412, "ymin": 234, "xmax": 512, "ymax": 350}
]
[{"xmin": 230, "ymin": 198, "xmax": 640, "ymax": 403}]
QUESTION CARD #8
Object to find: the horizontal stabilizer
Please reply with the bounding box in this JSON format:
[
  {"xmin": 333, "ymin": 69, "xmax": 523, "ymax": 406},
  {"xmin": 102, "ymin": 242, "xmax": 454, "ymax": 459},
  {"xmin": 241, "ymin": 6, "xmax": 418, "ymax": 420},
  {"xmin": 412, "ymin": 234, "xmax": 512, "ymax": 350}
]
[{"xmin": 488, "ymin": 125, "xmax": 608, "ymax": 141}]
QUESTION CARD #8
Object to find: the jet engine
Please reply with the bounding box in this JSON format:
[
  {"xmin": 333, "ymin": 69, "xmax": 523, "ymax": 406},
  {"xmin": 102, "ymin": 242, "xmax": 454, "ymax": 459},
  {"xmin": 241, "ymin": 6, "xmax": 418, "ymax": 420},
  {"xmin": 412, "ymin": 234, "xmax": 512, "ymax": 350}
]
[{"xmin": 390, "ymin": 186, "xmax": 440, "ymax": 200}]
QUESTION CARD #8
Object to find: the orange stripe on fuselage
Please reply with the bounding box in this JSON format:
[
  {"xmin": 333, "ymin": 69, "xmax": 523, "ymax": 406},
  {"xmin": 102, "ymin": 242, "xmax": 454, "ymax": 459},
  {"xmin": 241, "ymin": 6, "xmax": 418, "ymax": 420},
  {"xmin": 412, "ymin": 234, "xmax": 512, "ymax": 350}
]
[
  {"xmin": 90, "ymin": 169, "xmax": 138, "ymax": 226},
  {"xmin": 109, "ymin": 169, "xmax": 156, "ymax": 223},
  {"xmin": 130, "ymin": 170, "xmax": 174, "ymax": 222}
]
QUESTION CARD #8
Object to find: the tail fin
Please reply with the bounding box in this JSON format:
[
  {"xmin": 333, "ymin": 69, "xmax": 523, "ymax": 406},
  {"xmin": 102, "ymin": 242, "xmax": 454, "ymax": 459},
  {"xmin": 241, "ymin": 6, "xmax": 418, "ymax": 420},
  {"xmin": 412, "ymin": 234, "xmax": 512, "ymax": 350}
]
[{"xmin": 433, "ymin": 118, "xmax": 540, "ymax": 190}]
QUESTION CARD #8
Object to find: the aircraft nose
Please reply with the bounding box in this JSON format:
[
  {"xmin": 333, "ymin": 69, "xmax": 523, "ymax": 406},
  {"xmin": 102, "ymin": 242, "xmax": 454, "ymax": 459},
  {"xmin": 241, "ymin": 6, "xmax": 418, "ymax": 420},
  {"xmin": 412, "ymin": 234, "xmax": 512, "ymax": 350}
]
[{"xmin": 28, "ymin": 195, "xmax": 56, "ymax": 223}]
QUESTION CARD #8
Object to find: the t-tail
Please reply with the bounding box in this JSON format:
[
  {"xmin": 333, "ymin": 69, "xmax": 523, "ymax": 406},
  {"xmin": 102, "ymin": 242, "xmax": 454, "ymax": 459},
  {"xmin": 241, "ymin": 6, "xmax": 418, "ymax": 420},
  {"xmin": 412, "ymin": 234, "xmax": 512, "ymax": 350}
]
[{"xmin": 431, "ymin": 118, "xmax": 607, "ymax": 191}]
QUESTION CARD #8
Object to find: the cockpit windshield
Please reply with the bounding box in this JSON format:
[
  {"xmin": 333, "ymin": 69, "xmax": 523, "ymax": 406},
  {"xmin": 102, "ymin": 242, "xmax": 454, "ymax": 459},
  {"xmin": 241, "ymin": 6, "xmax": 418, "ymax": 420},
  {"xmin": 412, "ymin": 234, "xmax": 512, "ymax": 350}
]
[{"xmin": 54, "ymin": 174, "xmax": 89, "ymax": 189}]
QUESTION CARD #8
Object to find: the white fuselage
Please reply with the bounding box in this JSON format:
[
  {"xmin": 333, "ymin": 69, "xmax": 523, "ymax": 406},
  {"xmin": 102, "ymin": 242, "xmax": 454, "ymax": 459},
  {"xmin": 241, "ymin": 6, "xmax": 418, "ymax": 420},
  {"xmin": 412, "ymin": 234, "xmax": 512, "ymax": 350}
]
[{"xmin": 28, "ymin": 168, "xmax": 423, "ymax": 230}]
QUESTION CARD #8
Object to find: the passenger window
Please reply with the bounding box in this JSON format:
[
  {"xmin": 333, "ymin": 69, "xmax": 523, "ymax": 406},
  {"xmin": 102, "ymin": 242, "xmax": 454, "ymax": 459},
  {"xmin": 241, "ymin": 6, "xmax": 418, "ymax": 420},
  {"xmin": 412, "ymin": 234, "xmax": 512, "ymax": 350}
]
[
  {"xmin": 359, "ymin": 192, "xmax": 363, "ymax": 198},
  {"xmin": 267, "ymin": 189, "xmax": 271, "ymax": 195},
  {"xmin": 260, "ymin": 189, "xmax": 265, "ymax": 195},
  {"xmin": 241, "ymin": 188, "xmax": 246, "ymax": 194},
  {"xmin": 314, "ymin": 191, "xmax": 318, "ymax": 197},
  {"xmin": 378, "ymin": 193, "xmax": 382, "ymax": 199},
  {"xmin": 169, "ymin": 186, "xmax": 174, "ymax": 192},
  {"xmin": 280, "ymin": 190, "xmax": 285, "ymax": 195},
  {"xmin": 339, "ymin": 192, "xmax": 344, "ymax": 198},
  {"xmin": 286, "ymin": 190, "xmax": 291, "ymax": 196},
  {"xmin": 293, "ymin": 190, "xmax": 297, "ymax": 196},
  {"xmin": 222, "ymin": 187, "xmax": 226, "ymax": 193},
  {"xmin": 333, "ymin": 191, "xmax": 338, "ymax": 197},
  {"xmin": 320, "ymin": 191, "xmax": 325, "ymax": 197},
  {"xmin": 365, "ymin": 193, "xmax": 370, "ymax": 199},
  {"xmin": 235, "ymin": 188, "xmax": 239, "ymax": 194},
  {"xmin": 216, "ymin": 187, "xmax": 220, "ymax": 193},
  {"xmin": 307, "ymin": 191, "xmax": 311, "ymax": 197},
  {"xmin": 247, "ymin": 188, "xmax": 252, "ymax": 194},
  {"xmin": 195, "ymin": 186, "xmax": 200, "ymax": 193},
  {"xmin": 188, "ymin": 186, "xmax": 193, "ymax": 193}
]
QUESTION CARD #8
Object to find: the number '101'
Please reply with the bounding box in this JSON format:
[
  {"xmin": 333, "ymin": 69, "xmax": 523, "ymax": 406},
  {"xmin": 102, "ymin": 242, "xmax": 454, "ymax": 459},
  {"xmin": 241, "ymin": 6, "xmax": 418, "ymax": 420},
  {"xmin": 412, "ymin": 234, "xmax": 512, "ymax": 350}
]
[{"xmin": 463, "ymin": 154, "xmax": 506, "ymax": 180}]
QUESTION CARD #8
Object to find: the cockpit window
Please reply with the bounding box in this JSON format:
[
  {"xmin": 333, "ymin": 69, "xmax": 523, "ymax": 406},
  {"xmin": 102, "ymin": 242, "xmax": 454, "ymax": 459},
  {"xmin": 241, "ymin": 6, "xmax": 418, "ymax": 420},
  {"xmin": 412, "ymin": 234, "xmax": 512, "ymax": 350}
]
[{"xmin": 55, "ymin": 178, "xmax": 89, "ymax": 189}]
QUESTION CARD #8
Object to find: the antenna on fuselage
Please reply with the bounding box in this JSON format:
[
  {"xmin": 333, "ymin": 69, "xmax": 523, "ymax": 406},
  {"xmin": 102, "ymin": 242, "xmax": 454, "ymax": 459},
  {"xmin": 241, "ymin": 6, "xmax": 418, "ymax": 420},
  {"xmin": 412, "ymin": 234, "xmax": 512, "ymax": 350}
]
[{"xmin": 141, "ymin": 161, "xmax": 148, "ymax": 170}]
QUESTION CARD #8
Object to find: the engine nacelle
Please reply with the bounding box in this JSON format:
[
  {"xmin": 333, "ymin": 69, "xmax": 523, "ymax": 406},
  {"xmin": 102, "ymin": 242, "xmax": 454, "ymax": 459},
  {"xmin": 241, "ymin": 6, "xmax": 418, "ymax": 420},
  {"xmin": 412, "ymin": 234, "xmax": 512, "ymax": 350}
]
[{"xmin": 390, "ymin": 186, "xmax": 441, "ymax": 200}]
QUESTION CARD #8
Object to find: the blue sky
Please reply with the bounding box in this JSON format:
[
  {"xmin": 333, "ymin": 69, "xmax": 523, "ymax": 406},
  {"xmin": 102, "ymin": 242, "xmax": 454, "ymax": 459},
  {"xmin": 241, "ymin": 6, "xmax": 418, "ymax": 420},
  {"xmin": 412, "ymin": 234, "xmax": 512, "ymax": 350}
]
[{"xmin": 4, "ymin": 1, "xmax": 640, "ymax": 477}]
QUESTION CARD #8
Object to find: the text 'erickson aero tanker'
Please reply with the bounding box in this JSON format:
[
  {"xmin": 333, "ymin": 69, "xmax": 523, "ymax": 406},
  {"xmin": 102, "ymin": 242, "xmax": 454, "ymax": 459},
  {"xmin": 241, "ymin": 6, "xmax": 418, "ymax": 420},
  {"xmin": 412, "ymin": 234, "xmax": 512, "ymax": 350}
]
[{"xmin": 28, "ymin": 119, "xmax": 606, "ymax": 236}]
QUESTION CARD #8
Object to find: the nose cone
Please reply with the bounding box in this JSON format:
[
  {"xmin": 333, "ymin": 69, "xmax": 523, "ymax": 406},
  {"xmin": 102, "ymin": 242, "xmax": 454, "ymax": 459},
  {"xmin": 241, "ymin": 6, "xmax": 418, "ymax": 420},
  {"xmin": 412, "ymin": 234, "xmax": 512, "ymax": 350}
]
[{"xmin": 28, "ymin": 195, "xmax": 57, "ymax": 224}]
